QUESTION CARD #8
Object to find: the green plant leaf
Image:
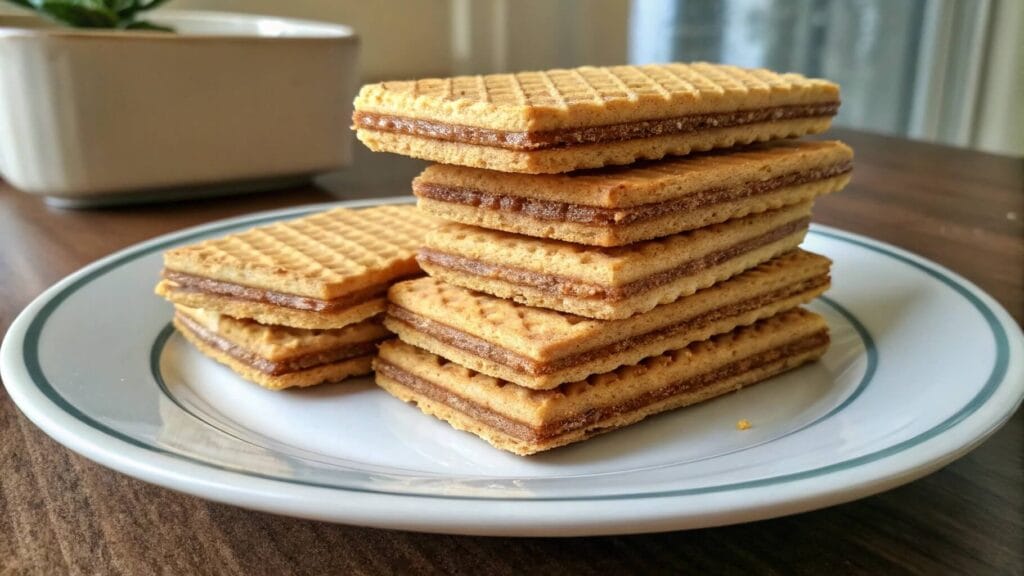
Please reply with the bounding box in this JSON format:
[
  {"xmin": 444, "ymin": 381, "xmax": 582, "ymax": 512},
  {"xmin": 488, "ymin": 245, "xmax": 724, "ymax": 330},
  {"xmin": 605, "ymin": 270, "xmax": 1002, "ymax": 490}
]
[
  {"xmin": 9, "ymin": 0, "xmax": 175, "ymax": 31},
  {"xmin": 122, "ymin": 19, "xmax": 171, "ymax": 31},
  {"xmin": 106, "ymin": 0, "xmax": 138, "ymax": 16},
  {"xmin": 112, "ymin": 0, "xmax": 170, "ymax": 18},
  {"xmin": 138, "ymin": 0, "xmax": 171, "ymax": 9},
  {"xmin": 38, "ymin": 0, "xmax": 119, "ymax": 28}
]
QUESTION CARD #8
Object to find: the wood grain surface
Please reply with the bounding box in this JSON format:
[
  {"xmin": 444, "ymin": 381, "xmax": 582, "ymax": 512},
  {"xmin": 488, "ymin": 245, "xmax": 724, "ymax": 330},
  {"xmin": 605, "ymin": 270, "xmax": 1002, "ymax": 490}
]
[{"xmin": 1, "ymin": 129, "xmax": 1021, "ymax": 575}]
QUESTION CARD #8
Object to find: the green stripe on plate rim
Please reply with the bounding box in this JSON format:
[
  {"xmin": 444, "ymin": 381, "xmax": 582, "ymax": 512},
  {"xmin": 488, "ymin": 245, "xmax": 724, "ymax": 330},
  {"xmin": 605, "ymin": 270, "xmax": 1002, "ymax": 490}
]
[{"xmin": 19, "ymin": 205, "xmax": 1010, "ymax": 502}]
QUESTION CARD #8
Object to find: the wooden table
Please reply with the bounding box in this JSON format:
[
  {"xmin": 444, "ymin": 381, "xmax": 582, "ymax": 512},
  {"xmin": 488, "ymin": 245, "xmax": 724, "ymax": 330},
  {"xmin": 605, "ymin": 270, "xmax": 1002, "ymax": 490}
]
[{"xmin": 1, "ymin": 129, "xmax": 1021, "ymax": 574}]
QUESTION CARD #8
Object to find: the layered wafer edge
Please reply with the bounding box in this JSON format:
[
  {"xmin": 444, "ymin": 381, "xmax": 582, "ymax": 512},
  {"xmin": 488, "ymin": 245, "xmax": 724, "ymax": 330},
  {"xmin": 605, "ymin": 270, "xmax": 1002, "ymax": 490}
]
[
  {"xmin": 356, "ymin": 119, "xmax": 835, "ymax": 174},
  {"xmin": 386, "ymin": 250, "xmax": 831, "ymax": 389},
  {"xmin": 353, "ymin": 64, "xmax": 839, "ymax": 132},
  {"xmin": 155, "ymin": 205, "xmax": 438, "ymax": 330},
  {"xmin": 419, "ymin": 204, "xmax": 813, "ymax": 319},
  {"xmin": 374, "ymin": 308, "xmax": 830, "ymax": 455},
  {"xmin": 173, "ymin": 307, "xmax": 388, "ymax": 390},
  {"xmin": 414, "ymin": 141, "xmax": 852, "ymax": 245},
  {"xmin": 352, "ymin": 64, "xmax": 840, "ymax": 174}
]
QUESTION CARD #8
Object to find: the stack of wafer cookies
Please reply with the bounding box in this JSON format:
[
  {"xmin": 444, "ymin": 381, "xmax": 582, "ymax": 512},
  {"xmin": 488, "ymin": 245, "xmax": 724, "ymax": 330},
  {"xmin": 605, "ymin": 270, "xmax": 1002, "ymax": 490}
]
[
  {"xmin": 355, "ymin": 62, "xmax": 851, "ymax": 455},
  {"xmin": 155, "ymin": 205, "xmax": 438, "ymax": 390}
]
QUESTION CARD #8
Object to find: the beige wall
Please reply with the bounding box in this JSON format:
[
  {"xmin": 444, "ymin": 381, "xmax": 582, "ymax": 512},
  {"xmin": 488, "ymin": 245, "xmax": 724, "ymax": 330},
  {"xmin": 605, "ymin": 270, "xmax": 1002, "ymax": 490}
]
[
  {"xmin": 170, "ymin": 0, "xmax": 456, "ymax": 80},
  {"xmin": 167, "ymin": 0, "xmax": 628, "ymax": 82},
  {"xmin": 975, "ymin": 0, "xmax": 1024, "ymax": 156}
]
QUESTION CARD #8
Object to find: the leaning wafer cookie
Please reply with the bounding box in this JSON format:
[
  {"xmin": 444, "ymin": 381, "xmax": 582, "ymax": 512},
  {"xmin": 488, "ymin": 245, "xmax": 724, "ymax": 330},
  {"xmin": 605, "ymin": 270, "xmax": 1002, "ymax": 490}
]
[
  {"xmin": 354, "ymin": 63, "xmax": 839, "ymax": 173},
  {"xmin": 374, "ymin": 308, "xmax": 830, "ymax": 456},
  {"xmin": 418, "ymin": 202, "xmax": 813, "ymax": 320},
  {"xmin": 155, "ymin": 205, "xmax": 439, "ymax": 329},
  {"xmin": 386, "ymin": 250, "xmax": 830, "ymax": 389},
  {"xmin": 173, "ymin": 306, "xmax": 388, "ymax": 390},
  {"xmin": 415, "ymin": 140, "xmax": 851, "ymax": 246}
]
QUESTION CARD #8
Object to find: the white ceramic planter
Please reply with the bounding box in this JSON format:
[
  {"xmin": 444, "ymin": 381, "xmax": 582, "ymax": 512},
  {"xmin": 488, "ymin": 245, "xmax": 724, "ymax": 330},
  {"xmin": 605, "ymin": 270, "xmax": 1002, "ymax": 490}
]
[{"xmin": 0, "ymin": 10, "xmax": 358, "ymax": 205}]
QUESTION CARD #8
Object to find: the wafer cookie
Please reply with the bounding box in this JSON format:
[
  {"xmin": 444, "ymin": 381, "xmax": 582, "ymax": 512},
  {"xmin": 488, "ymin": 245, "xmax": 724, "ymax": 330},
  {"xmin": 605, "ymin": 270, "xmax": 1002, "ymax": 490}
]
[
  {"xmin": 173, "ymin": 306, "xmax": 389, "ymax": 390},
  {"xmin": 374, "ymin": 308, "xmax": 829, "ymax": 455},
  {"xmin": 418, "ymin": 202, "xmax": 812, "ymax": 319},
  {"xmin": 415, "ymin": 140, "xmax": 851, "ymax": 246},
  {"xmin": 354, "ymin": 63, "xmax": 839, "ymax": 173},
  {"xmin": 156, "ymin": 205, "xmax": 439, "ymax": 329},
  {"xmin": 386, "ymin": 250, "xmax": 829, "ymax": 389}
]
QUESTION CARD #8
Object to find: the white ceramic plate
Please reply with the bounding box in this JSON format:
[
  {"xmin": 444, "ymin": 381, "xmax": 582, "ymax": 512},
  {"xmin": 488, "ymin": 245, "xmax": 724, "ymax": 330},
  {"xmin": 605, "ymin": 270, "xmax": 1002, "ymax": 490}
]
[{"xmin": 3, "ymin": 197, "xmax": 1022, "ymax": 536}]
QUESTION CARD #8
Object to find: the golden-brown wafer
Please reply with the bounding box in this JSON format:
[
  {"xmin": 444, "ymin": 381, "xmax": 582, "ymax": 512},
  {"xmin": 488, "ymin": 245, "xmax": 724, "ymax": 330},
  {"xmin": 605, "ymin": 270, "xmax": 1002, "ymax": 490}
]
[
  {"xmin": 156, "ymin": 205, "xmax": 439, "ymax": 329},
  {"xmin": 373, "ymin": 308, "xmax": 830, "ymax": 455},
  {"xmin": 386, "ymin": 250, "xmax": 830, "ymax": 389},
  {"xmin": 353, "ymin": 63, "xmax": 839, "ymax": 173},
  {"xmin": 414, "ymin": 140, "xmax": 851, "ymax": 246},
  {"xmin": 173, "ymin": 305, "xmax": 387, "ymax": 390},
  {"xmin": 418, "ymin": 202, "xmax": 813, "ymax": 319}
]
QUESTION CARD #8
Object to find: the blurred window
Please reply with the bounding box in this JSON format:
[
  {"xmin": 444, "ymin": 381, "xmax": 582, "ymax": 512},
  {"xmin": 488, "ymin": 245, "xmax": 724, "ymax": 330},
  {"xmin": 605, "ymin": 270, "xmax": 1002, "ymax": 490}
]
[{"xmin": 628, "ymin": 0, "xmax": 1021, "ymax": 155}]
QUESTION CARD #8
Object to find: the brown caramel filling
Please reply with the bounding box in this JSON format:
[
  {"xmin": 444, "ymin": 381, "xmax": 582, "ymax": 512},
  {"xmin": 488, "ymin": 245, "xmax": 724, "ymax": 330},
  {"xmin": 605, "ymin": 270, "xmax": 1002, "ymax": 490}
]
[
  {"xmin": 417, "ymin": 218, "xmax": 809, "ymax": 300},
  {"xmin": 387, "ymin": 274, "xmax": 829, "ymax": 376},
  {"xmin": 414, "ymin": 161, "xmax": 852, "ymax": 226},
  {"xmin": 375, "ymin": 330, "xmax": 830, "ymax": 442},
  {"xmin": 353, "ymin": 102, "xmax": 840, "ymax": 151},
  {"xmin": 161, "ymin": 270, "xmax": 411, "ymax": 312},
  {"xmin": 174, "ymin": 312, "xmax": 382, "ymax": 375}
]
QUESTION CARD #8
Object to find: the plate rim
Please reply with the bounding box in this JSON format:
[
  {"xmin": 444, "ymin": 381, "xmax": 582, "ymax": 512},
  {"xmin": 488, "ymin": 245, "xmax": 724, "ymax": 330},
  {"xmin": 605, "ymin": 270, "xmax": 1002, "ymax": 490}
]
[{"xmin": 3, "ymin": 196, "xmax": 1022, "ymax": 535}]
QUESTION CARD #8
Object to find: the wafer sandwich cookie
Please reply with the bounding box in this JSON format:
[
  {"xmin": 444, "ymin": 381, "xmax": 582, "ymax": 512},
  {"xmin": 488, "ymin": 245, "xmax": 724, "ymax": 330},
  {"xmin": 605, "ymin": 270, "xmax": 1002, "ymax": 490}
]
[
  {"xmin": 386, "ymin": 250, "xmax": 830, "ymax": 389},
  {"xmin": 173, "ymin": 306, "xmax": 389, "ymax": 390},
  {"xmin": 353, "ymin": 63, "xmax": 839, "ymax": 173},
  {"xmin": 415, "ymin": 140, "xmax": 851, "ymax": 246},
  {"xmin": 374, "ymin": 308, "xmax": 829, "ymax": 455},
  {"xmin": 155, "ymin": 205, "xmax": 439, "ymax": 329},
  {"xmin": 418, "ymin": 201, "xmax": 813, "ymax": 320}
]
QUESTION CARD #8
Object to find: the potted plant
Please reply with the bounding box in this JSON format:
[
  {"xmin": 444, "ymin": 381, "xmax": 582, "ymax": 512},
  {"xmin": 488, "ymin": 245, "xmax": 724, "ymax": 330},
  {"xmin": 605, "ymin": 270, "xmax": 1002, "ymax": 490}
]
[{"xmin": 5, "ymin": 0, "xmax": 173, "ymax": 31}]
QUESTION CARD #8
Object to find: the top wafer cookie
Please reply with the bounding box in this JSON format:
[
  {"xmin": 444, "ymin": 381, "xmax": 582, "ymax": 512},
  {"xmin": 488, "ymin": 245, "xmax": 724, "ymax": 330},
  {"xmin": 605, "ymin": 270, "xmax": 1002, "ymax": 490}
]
[
  {"xmin": 161, "ymin": 205, "xmax": 437, "ymax": 300},
  {"xmin": 354, "ymin": 63, "xmax": 839, "ymax": 131},
  {"xmin": 353, "ymin": 63, "xmax": 840, "ymax": 173},
  {"xmin": 156, "ymin": 205, "xmax": 440, "ymax": 329}
]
